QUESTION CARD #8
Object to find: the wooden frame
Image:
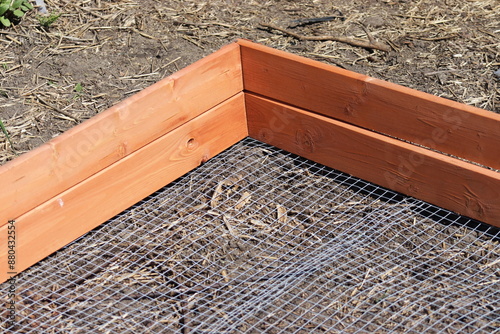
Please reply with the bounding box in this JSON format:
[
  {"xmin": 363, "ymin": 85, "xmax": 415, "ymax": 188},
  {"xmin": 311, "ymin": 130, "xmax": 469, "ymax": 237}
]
[{"xmin": 1, "ymin": 39, "xmax": 499, "ymax": 283}]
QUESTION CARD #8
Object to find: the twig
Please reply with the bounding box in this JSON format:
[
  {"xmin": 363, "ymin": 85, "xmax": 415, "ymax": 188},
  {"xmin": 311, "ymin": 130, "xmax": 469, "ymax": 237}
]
[
  {"xmin": 133, "ymin": 28, "xmax": 159, "ymax": 40},
  {"xmin": 173, "ymin": 20, "xmax": 236, "ymax": 29},
  {"xmin": 288, "ymin": 14, "xmax": 344, "ymax": 28},
  {"xmin": 407, "ymin": 34, "xmax": 458, "ymax": 41},
  {"xmin": 0, "ymin": 31, "xmax": 30, "ymax": 38},
  {"xmin": 181, "ymin": 35, "xmax": 204, "ymax": 49},
  {"xmin": 392, "ymin": 14, "xmax": 428, "ymax": 19},
  {"xmin": 259, "ymin": 22, "xmax": 391, "ymax": 52},
  {"xmin": 5, "ymin": 35, "xmax": 22, "ymax": 45},
  {"xmin": 36, "ymin": 95, "xmax": 81, "ymax": 122},
  {"xmin": 359, "ymin": 23, "xmax": 375, "ymax": 45}
]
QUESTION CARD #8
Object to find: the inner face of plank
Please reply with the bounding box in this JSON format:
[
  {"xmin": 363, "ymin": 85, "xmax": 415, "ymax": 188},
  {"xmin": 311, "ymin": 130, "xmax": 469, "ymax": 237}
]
[
  {"xmin": 2, "ymin": 138, "xmax": 498, "ymax": 333},
  {"xmin": 238, "ymin": 40, "xmax": 500, "ymax": 171}
]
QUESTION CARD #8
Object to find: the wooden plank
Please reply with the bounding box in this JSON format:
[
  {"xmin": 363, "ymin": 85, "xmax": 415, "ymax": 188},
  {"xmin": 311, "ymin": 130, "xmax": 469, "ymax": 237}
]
[
  {"xmin": 238, "ymin": 39, "xmax": 500, "ymax": 171},
  {"xmin": 245, "ymin": 93, "xmax": 500, "ymax": 227},
  {"xmin": 0, "ymin": 93, "xmax": 247, "ymax": 284},
  {"xmin": 0, "ymin": 42, "xmax": 242, "ymax": 226}
]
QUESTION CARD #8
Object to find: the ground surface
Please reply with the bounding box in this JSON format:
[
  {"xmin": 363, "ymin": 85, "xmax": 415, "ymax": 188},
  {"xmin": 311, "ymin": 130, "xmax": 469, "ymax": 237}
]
[{"xmin": 0, "ymin": 0, "xmax": 499, "ymax": 163}]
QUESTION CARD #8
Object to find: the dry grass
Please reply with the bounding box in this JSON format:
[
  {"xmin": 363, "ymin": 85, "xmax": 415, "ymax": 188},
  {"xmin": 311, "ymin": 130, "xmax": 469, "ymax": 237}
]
[{"xmin": 0, "ymin": 0, "xmax": 498, "ymax": 165}]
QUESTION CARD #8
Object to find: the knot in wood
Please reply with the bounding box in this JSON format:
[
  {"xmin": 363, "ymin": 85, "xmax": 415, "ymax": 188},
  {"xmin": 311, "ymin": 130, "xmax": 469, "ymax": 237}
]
[
  {"xmin": 295, "ymin": 129, "xmax": 316, "ymax": 153},
  {"xmin": 465, "ymin": 196, "xmax": 485, "ymax": 218},
  {"xmin": 257, "ymin": 128, "xmax": 274, "ymax": 142},
  {"xmin": 186, "ymin": 138, "xmax": 197, "ymax": 150}
]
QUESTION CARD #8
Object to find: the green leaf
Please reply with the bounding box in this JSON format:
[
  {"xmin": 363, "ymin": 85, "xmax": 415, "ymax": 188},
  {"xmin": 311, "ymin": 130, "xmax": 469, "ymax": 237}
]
[
  {"xmin": 22, "ymin": 2, "xmax": 33, "ymax": 10},
  {"xmin": 74, "ymin": 83, "xmax": 84, "ymax": 93},
  {"xmin": 0, "ymin": 16, "xmax": 11, "ymax": 27},
  {"xmin": 13, "ymin": 9, "xmax": 24, "ymax": 18},
  {"xmin": 12, "ymin": 0, "xmax": 23, "ymax": 9},
  {"xmin": 0, "ymin": 119, "xmax": 15, "ymax": 151},
  {"xmin": 38, "ymin": 13, "xmax": 61, "ymax": 28},
  {"xmin": 0, "ymin": 4, "xmax": 8, "ymax": 16}
]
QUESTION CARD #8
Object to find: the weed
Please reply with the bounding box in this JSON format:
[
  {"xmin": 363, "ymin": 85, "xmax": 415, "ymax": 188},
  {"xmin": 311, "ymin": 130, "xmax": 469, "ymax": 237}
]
[
  {"xmin": 37, "ymin": 12, "xmax": 60, "ymax": 28},
  {"xmin": 0, "ymin": 0, "xmax": 33, "ymax": 28},
  {"xmin": 0, "ymin": 119, "xmax": 15, "ymax": 152},
  {"xmin": 74, "ymin": 83, "xmax": 84, "ymax": 93},
  {"xmin": 73, "ymin": 82, "xmax": 84, "ymax": 99}
]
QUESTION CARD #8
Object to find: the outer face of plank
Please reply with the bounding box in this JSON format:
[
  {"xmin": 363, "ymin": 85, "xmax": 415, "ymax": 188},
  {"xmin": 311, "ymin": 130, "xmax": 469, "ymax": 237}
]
[
  {"xmin": 0, "ymin": 42, "xmax": 242, "ymax": 226},
  {"xmin": 238, "ymin": 39, "xmax": 500, "ymax": 171},
  {"xmin": 246, "ymin": 93, "xmax": 500, "ymax": 227},
  {"xmin": 0, "ymin": 93, "xmax": 247, "ymax": 284}
]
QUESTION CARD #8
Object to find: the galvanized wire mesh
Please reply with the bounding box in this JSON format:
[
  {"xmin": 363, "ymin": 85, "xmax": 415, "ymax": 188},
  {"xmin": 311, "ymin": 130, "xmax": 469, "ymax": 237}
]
[{"xmin": 2, "ymin": 137, "xmax": 499, "ymax": 333}]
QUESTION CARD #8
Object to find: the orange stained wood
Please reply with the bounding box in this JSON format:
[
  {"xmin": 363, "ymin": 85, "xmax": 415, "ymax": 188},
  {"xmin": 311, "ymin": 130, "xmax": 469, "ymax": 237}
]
[
  {"xmin": 238, "ymin": 39, "xmax": 500, "ymax": 171},
  {"xmin": 245, "ymin": 93, "xmax": 500, "ymax": 228},
  {"xmin": 0, "ymin": 42, "xmax": 242, "ymax": 226},
  {"xmin": 0, "ymin": 93, "xmax": 247, "ymax": 284}
]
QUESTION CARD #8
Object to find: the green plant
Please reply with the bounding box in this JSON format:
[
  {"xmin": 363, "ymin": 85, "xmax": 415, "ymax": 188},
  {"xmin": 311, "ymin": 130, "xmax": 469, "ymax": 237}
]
[
  {"xmin": 0, "ymin": 0, "xmax": 33, "ymax": 28},
  {"xmin": 74, "ymin": 83, "xmax": 84, "ymax": 93},
  {"xmin": 37, "ymin": 12, "xmax": 60, "ymax": 28},
  {"xmin": 0, "ymin": 119, "xmax": 15, "ymax": 152},
  {"xmin": 73, "ymin": 82, "xmax": 84, "ymax": 99}
]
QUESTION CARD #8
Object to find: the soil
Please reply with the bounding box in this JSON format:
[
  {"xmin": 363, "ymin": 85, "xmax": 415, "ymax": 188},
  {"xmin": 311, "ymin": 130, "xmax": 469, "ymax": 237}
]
[{"xmin": 0, "ymin": 0, "xmax": 499, "ymax": 164}]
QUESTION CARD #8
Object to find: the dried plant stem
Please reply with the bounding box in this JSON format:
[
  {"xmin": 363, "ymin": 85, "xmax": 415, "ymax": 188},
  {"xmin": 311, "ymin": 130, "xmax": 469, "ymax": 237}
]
[{"xmin": 259, "ymin": 22, "xmax": 391, "ymax": 52}]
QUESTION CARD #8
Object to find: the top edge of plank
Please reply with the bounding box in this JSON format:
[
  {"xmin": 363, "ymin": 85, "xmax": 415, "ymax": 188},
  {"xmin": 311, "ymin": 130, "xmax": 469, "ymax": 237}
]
[
  {"xmin": 236, "ymin": 39, "xmax": 500, "ymax": 171},
  {"xmin": 236, "ymin": 38, "xmax": 495, "ymax": 117},
  {"xmin": 0, "ymin": 41, "xmax": 243, "ymax": 225}
]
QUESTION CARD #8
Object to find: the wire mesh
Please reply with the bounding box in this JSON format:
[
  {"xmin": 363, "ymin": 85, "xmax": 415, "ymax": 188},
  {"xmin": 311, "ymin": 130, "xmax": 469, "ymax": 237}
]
[{"xmin": 2, "ymin": 137, "xmax": 499, "ymax": 333}]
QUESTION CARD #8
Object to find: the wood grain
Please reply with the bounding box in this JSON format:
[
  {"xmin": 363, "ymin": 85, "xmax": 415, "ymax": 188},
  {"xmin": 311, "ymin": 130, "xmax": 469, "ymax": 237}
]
[
  {"xmin": 0, "ymin": 42, "xmax": 242, "ymax": 226},
  {"xmin": 246, "ymin": 93, "xmax": 500, "ymax": 227},
  {"xmin": 238, "ymin": 39, "xmax": 500, "ymax": 171},
  {"xmin": 0, "ymin": 93, "xmax": 247, "ymax": 284}
]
